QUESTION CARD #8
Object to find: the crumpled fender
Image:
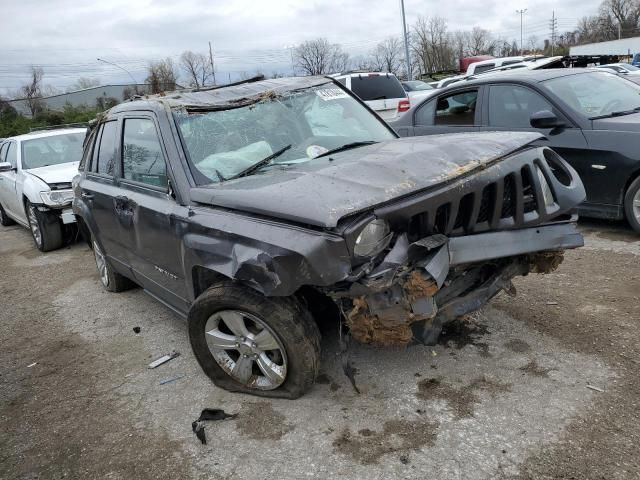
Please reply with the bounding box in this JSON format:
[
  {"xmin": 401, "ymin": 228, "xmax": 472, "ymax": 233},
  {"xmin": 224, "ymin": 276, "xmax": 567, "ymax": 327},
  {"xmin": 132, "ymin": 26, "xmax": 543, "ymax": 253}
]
[{"xmin": 182, "ymin": 210, "xmax": 352, "ymax": 298}]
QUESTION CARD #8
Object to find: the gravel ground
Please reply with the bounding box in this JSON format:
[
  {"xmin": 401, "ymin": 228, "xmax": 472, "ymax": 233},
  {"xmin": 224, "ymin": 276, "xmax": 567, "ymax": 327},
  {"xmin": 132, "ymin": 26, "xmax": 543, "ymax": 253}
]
[{"xmin": 0, "ymin": 219, "xmax": 638, "ymax": 479}]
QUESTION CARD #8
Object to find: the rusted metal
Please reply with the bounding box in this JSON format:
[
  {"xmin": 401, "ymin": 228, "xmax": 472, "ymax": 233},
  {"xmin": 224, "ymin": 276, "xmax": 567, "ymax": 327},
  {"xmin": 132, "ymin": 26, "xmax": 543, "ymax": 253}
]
[{"xmin": 529, "ymin": 251, "xmax": 565, "ymax": 274}]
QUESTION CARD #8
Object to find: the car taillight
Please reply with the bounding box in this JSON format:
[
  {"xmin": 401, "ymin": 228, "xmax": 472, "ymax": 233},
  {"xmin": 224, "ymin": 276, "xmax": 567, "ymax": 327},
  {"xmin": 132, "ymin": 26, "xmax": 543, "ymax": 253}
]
[{"xmin": 398, "ymin": 99, "xmax": 410, "ymax": 113}]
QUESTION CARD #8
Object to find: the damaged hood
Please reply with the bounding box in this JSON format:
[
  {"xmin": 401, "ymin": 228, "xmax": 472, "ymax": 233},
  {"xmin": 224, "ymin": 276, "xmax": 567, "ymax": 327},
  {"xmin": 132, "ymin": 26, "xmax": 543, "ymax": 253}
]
[
  {"xmin": 190, "ymin": 131, "xmax": 543, "ymax": 228},
  {"xmin": 25, "ymin": 162, "xmax": 79, "ymax": 186}
]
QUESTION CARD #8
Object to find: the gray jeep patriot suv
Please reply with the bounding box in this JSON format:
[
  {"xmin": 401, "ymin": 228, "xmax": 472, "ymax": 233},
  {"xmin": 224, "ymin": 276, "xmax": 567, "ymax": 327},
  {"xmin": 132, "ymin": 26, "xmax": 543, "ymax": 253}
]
[{"xmin": 73, "ymin": 76, "xmax": 585, "ymax": 398}]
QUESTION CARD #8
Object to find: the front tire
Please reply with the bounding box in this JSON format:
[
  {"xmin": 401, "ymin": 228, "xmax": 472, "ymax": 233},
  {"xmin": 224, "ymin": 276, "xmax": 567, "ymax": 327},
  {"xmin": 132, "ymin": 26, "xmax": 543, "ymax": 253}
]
[
  {"xmin": 624, "ymin": 177, "xmax": 640, "ymax": 233},
  {"xmin": 188, "ymin": 281, "xmax": 321, "ymax": 399},
  {"xmin": 26, "ymin": 201, "xmax": 62, "ymax": 252}
]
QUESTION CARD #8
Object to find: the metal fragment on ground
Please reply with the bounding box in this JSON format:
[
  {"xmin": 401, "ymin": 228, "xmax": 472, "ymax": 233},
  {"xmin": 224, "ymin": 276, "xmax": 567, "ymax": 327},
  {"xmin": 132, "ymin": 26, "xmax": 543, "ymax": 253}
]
[{"xmin": 148, "ymin": 351, "xmax": 180, "ymax": 369}]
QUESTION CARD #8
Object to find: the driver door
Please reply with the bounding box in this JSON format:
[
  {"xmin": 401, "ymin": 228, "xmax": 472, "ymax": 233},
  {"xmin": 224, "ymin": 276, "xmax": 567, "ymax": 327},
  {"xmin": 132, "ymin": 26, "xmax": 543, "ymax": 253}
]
[
  {"xmin": 478, "ymin": 83, "xmax": 592, "ymax": 195},
  {"xmin": 0, "ymin": 141, "xmax": 24, "ymax": 222}
]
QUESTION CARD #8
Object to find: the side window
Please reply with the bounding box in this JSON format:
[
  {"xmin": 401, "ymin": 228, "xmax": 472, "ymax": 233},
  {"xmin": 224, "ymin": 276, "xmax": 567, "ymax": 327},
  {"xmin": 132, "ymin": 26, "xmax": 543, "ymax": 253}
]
[
  {"xmin": 434, "ymin": 90, "xmax": 479, "ymax": 126},
  {"xmin": 6, "ymin": 142, "xmax": 17, "ymax": 168},
  {"xmin": 96, "ymin": 121, "xmax": 118, "ymax": 175},
  {"xmin": 414, "ymin": 99, "xmax": 436, "ymax": 126},
  {"xmin": 473, "ymin": 64, "xmax": 495, "ymax": 74},
  {"xmin": 0, "ymin": 143, "xmax": 7, "ymax": 162},
  {"xmin": 488, "ymin": 84, "xmax": 555, "ymax": 128},
  {"xmin": 90, "ymin": 124, "xmax": 104, "ymax": 173},
  {"xmin": 122, "ymin": 118, "xmax": 167, "ymax": 189},
  {"xmin": 78, "ymin": 130, "xmax": 94, "ymax": 171}
]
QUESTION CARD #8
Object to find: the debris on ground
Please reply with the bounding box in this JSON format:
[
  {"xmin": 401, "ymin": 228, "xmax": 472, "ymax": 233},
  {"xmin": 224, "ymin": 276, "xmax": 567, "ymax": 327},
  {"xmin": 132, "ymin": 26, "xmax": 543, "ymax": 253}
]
[
  {"xmin": 27, "ymin": 362, "xmax": 37, "ymax": 368},
  {"xmin": 586, "ymin": 384, "xmax": 604, "ymax": 393},
  {"xmin": 148, "ymin": 351, "xmax": 180, "ymax": 369},
  {"xmin": 159, "ymin": 375, "xmax": 185, "ymax": 385},
  {"xmin": 133, "ymin": 327, "xmax": 141, "ymax": 334},
  {"xmin": 191, "ymin": 409, "xmax": 238, "ymax": 445},
  {"xmin": 546, "ymin": 301, "xmax": 559, "ymax": 306}
]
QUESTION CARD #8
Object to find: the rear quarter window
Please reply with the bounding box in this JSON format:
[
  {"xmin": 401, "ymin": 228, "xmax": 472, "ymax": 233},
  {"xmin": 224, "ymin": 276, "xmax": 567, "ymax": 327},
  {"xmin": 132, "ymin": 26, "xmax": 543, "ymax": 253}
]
[{"xmin": 350, "ymin": 75, "xmax": 406, "ymax": 101}]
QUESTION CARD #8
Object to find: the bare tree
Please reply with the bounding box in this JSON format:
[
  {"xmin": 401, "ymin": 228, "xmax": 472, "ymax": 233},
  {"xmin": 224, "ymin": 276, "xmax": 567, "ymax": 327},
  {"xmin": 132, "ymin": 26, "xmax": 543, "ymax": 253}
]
[
  {"xmin": 180, "ymin": 51, "xmax": 213, "ymax": 88},
  {"xmin": 69, "ymin": 77, "xmax": 100, "ymax": 92},
  {"xmin": 20, "ymin": 66, "xmax": 44, "ymax": 116},
  {"xmin": 527, "ymin": 35, "xmax": 540, "ymax": 53},
  {"xmin": 371, "ymin": 37, "xmax": 403, "ymax": 74},
  {"xmin": 467, "ymin": 27, "xmax": 496, "ymax": 56},
  {"xmin": 412, "ymin": 16, "xmax": 456, "ymax": 75},
  {"xmin": 294, "ymin": 38, "xmax": 350, "ymax": 75},
  {"xmin": 146, "ymin": 58, "xmax": 178, "ymax": 94}
]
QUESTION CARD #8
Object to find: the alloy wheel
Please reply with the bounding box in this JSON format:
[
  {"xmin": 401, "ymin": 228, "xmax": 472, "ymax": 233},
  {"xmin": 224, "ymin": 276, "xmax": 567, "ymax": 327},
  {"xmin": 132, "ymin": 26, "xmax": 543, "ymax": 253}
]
[
  {"xmin": 204, "ymin": 310, "xmax": 287, "ymax": 390},
  {"xmin": 93, "ymin": 241, "xmax": 109, "ymax": 287},
  {"xmin": 634, "ymin": 189, "xmax": 640, "ymax": 224},
  {"xmin": 27, "ymin": 205, "xmax": 42, "ymax": 247}
]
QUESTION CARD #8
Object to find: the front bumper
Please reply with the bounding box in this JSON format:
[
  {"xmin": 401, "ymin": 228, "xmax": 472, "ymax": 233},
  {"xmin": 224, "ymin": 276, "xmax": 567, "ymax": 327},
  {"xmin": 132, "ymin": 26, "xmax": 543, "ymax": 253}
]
[{"xmin": 335, "ymin": 222, "xmax": 583, "ymax": 346}]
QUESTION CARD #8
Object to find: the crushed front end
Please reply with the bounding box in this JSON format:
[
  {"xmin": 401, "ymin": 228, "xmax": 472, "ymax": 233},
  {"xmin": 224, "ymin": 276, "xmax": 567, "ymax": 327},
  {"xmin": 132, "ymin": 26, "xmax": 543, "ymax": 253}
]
[{"xmin": 329, "ymin": 146, "xmax": 586, "ymax": 346}]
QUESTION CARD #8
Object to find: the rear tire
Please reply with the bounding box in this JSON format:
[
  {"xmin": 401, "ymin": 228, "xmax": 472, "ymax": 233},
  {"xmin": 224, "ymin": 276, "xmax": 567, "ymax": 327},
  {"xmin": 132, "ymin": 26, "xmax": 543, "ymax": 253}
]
[
  {"xmin": 92, "ymin": 238, "xmax": 135, "ymax": 292},
  {"xmin": 26, "ymin": 201, "xmax": 63, "ymax": 252},
  {"xmin": 188, "ymin": 281, "xmax": 321, "ymax": 399},
  {"xmin": 624, "ymin": 177, "xmax": 640, "ymax": 233},
  {"xmin": 0, "ymin": 202, "xmax": 15, "ymax": 226}
]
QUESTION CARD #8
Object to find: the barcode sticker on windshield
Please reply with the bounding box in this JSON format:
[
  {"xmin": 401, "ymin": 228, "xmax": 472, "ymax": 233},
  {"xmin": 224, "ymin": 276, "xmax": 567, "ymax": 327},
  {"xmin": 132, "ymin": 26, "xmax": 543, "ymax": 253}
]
[{"xmin": 316, "ymin": 88, "xmax": 349, "ymax": 101}]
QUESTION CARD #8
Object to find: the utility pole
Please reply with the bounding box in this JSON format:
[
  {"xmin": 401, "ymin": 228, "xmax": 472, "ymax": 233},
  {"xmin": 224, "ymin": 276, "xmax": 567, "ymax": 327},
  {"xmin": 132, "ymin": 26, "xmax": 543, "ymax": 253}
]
[
  {"xmin": 208, "ymin": 41, "xmax": 216, "ymax": 86},
  {"xmin": 399, "ymin": 0, "xmax": 412, "ymax": 79},
  {"xmin": 549, "ymin": 10, "xmax": 557, "ymax": 56},
  {"xmin": 618, "ymin": 22, "xmax": 622, "ymax": 40},
  {"xmin": 516, "ymin": 9, "xmax": 527, "ymax": 56}
]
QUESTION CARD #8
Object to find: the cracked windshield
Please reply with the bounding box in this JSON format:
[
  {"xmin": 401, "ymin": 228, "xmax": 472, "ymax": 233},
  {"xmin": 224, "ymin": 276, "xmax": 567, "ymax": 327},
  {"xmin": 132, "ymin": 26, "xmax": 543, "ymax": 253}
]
[{"xmin": 175, "ymin": 83, "xmax": 395, "ymax": 184}]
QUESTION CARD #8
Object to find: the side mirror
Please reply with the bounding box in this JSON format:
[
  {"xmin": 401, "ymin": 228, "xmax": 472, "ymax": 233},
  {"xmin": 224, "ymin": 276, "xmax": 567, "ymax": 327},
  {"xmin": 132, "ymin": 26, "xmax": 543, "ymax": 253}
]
[
  {"xmin": 530, "ymin": 110, "xmax": 565, "ymax": 129},
  {"xmin": 0, "ymin": 162, "xmax": 13, "ymax": 172}
]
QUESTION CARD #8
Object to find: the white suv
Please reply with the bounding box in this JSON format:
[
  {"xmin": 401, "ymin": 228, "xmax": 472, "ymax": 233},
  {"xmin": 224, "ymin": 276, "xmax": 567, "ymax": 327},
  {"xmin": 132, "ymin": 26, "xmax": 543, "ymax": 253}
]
[
  {"xmin": 0, "ymin": 127, "xmax": 86, "ymax": 251},
  {"xmin": 333, "ymin": 72, "xmax": 409, "ymax": 121}
]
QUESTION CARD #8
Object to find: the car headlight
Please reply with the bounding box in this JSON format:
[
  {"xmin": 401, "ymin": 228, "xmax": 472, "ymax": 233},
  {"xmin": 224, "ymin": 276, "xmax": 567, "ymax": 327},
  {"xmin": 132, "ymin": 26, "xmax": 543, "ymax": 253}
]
[
  {"xmin": 354, "ymin": 219, "xmax": 392, "ymax": 257},
  {"xmin": 40, "ymin": 189, "xmax": 74, "ymax": 207},
  {"xmin": 535, "ymin": 166, "xmax": 555, "ymax": 208}
]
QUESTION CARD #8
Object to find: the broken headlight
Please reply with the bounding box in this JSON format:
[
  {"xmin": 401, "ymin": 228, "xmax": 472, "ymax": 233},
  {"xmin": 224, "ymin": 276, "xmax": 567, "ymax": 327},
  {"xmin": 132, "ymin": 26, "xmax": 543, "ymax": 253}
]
[
  {"xmin": 353, "ymin": 219, "xmax": 392, "ymax": 258},
  {"xmin": 40, "ymin": 189, "xmax": 74, "ymax": 207},
  {"xmin": 535, "ymin": 166, "xmax": 555, "ymax": 207}
]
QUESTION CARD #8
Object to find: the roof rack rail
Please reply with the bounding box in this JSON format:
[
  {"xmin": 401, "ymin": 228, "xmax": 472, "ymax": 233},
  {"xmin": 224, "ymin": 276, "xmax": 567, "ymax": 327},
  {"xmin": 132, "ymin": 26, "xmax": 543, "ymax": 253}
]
[
  {"xmin": 130, "ymin": 75, "xmax": 267, "ymax": 101},
  {"xmin": 29, "ymin": 122, "xmax": 89, "ymax": 133}
]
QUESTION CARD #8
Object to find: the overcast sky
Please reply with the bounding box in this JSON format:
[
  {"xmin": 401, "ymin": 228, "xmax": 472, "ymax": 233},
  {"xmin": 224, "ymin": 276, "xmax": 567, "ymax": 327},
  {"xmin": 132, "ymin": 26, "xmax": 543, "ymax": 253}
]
[{"xmin": 0, "ymin": 0, "xmax": 599, "ymax": 95}]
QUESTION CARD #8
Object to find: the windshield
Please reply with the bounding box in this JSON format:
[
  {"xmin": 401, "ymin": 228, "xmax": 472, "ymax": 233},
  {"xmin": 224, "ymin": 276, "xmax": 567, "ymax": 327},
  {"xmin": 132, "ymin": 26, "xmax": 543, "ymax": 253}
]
[
  {"xmin": 542, "ymin": 72, "xmax": 640, "ymax": 117},
  {"xmin": 21, "ymin": 132, "xmax": 86, "ymax": 169},
  {"xmin": 350, "ymin": 75, "xmax": 406, "ymax": 100},
  {"xmin": 175, "ymin": 84, "xmax": 396, "ymax": 184}
]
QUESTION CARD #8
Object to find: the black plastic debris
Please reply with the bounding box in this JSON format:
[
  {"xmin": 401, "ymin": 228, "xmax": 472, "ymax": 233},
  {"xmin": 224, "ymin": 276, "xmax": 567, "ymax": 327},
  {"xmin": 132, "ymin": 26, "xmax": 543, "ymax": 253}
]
[
  {"xmin": 192, "ymin": 409, "xmax": 238, "ymax": 445},
  {"xmin": 133, "ymin": 327, "xmax": 141, "ymax": 334}
]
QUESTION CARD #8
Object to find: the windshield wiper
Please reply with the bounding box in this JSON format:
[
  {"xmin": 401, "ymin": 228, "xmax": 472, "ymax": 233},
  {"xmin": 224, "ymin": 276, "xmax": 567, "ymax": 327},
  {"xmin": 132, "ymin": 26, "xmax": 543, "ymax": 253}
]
[
  {"xmin": 314, "ymin": 141, "xmax": 378, "ymax": 159},
  {"xmin": 226, "ymin": 144, "xmax": 292, "ymax": 180},
  {"xmin": 589, "ymin": 106, "xmax": 640, "ymax": 120}
]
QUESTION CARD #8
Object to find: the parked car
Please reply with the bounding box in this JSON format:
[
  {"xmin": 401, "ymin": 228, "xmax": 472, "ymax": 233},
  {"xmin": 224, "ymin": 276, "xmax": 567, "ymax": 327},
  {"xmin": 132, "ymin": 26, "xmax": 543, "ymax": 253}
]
[
  {"xmin": 390, "ymin": 69, "xmax": 640, "ymax": 232},
  {"xmin": 401, "ymin": 80, "xmax": 433, "ymax": 95},
  {"xmin": 596, "ymin": 63, "xmax": 640, "ymax": 75},
  {"xmin": 0, "ymin": 127, "xmax": 86, "ymax": 250},
  {"xmin": 332, "ymin": 71, "xmax": 409, "ymax": 120},
  {"xmin": 74, "ymin": 76, "xmax": 585, "ymax": 398}
]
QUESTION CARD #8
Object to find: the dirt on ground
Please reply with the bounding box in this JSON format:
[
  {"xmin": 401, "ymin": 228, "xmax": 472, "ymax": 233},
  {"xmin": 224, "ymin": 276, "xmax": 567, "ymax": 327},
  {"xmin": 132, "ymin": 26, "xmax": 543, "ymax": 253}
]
[{"xmin": 0, "ymin": 219, "xmax": 638, "ymax": 479}]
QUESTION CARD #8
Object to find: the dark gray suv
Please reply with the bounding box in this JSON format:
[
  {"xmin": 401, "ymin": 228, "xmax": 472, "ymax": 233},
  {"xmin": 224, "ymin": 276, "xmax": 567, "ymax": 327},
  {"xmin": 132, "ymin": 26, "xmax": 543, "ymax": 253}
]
[{"xmin": 73, "ymin": 76, "xmax": 585, "ymax": 398}]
